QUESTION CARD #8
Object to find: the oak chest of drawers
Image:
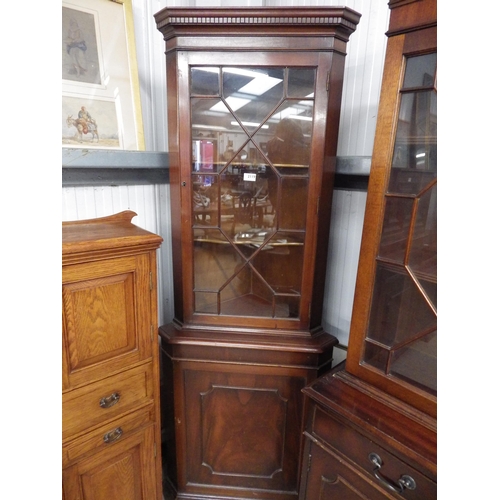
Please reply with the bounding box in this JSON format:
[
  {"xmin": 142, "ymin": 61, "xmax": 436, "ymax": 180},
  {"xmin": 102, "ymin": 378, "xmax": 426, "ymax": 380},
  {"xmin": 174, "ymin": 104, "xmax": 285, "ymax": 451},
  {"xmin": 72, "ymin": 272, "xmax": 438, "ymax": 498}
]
[{"xmin": 62, "ymin": 211, "xmax": 163, "ymax": 500}]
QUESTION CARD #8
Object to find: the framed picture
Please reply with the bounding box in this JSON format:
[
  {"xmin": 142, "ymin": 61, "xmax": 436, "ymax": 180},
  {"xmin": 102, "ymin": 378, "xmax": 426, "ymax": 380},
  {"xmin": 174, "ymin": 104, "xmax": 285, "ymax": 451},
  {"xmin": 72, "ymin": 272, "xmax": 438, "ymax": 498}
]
[{"xmin": 62, "ymin": 0, "xmax": 144, "ymax": 150}]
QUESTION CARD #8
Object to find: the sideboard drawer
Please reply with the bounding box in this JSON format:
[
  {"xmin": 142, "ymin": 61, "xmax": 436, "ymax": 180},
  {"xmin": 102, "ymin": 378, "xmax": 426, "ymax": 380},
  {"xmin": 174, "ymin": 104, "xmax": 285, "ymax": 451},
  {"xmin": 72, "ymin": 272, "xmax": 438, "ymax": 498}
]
[
  {"xmin": 63, "ymin": 363, "xmax": 154, "ymax": 441},
  {"xmin": 310, "ymin": 405, "xmax": 436, "ymax": 499},
  {"xmin": 63, "ymin": 405, "xmax": 155, "ymax": 467}
]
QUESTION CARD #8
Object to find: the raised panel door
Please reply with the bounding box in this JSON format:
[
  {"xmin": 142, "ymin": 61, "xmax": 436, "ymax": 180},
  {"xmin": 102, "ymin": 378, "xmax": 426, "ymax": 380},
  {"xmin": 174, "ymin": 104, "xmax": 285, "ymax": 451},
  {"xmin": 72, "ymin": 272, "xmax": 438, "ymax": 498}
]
[
  {"xmin": 62, "ymin": 254, "xmax": 153, "ymax": 390},
  {"xmin": 175, "ymin": 361, "xmax": 308, "ymax": 498}
]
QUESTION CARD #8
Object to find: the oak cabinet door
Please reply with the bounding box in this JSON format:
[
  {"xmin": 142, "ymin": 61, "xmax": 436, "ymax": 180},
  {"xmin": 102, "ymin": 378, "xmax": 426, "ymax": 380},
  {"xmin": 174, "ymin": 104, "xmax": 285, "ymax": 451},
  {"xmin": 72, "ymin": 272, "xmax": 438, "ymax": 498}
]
[
  {"xmin": 62, "ymin": 424, "xmax": 158, "ymax": 500},
  {"xmin": 62, "ymin": 254, "xmax": 153, "ymax": 390}
]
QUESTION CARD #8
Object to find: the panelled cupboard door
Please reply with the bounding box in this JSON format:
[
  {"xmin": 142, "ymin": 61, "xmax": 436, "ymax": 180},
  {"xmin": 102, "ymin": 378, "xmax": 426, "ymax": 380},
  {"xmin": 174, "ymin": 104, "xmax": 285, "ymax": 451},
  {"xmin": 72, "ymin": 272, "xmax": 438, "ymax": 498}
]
[
  {"xmin": 62, "ymin": 253, "xmax": 153, "ymax": 391},
  {"xmin": 177, "ymin": 362, "xmax": 307, "ymax": 496},
  {"xmin": 62, "ymin": 424, "xmax": 158, "ymax": 500}
]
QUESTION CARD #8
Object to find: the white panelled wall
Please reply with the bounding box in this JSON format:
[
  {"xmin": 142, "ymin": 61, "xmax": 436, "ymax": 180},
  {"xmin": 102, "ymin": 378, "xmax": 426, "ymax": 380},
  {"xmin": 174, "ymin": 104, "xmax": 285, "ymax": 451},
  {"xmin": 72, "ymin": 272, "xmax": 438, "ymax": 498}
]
[{"xmin": 61, "ymin": 0, "xmax": 389, "ymax": 352}]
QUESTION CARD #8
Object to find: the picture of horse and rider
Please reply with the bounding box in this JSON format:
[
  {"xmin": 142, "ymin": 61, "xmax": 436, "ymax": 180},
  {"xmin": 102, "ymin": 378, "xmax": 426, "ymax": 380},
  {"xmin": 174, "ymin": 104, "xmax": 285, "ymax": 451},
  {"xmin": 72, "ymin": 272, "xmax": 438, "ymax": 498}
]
[
  {"xmin": 66, "ymin": 106, "xmax": 99, "ymax": 143},
  {"xmin": 62, "ymin": 96, "xmax": 120, "ymax": 148}
]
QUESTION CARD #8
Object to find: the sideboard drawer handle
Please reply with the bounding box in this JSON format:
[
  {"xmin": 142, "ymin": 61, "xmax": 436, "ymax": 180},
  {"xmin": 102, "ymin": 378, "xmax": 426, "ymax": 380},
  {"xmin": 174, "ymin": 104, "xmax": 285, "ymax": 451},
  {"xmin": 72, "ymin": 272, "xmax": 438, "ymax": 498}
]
[
  {"xmin": 368, "ymin": 453, "xmax": 417, "ymax": 494},
  {"xmin": 99, "ymin": 392, "xmax": 120, "ymax": 408},
  {"xmin": 103, "ymin": 427, "xmax": 123, "ymax": 444}
]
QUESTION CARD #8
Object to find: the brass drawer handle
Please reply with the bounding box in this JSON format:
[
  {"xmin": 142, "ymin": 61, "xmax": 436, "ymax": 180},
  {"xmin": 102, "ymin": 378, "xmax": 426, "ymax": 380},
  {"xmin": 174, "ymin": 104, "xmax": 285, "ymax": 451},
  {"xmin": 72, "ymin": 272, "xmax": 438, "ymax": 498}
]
[
  {"xmin": 103, "ymin": 427, "xmax": 123, "ymax": 444},
  {"xmin": 99, "ymin": 392, "xmax": 120, "ymax": 408},
  {"xmin": 368, "ymin": 453, "xmax": 416, "ymax": 494}
]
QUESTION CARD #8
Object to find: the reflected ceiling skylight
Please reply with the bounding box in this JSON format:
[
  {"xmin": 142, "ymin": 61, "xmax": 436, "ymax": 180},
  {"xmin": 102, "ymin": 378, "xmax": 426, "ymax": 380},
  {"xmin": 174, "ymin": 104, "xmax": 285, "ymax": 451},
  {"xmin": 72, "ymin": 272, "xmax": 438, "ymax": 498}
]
[
  {"xmin": 211, "ymin": 97, "xmax": 251, "ymax": 113},
  {"xmin": 236, "ymin": 74, "xmax": 282, "ymax": 96},
  {"xmin": 205, "ymin": 67, "xmax": 283, "ymax": 113}
]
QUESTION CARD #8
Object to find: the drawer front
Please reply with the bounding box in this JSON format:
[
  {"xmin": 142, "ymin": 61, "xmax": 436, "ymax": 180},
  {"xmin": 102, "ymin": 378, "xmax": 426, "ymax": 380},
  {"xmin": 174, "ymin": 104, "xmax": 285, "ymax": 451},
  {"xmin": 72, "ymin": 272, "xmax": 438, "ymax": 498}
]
[
  {"xmin": 62, "ymin": 406, "xmax": 155, "ymax": 468},
  {"xmin": 301, "ymin": 438, "xmax": 391, "ymax": 500},
  {"xmin": 63, "ymin": 363, "xmax": 154, "ymax": 441},
  {"xmin": 311, "ymin": 405, "xmax": 436, "ymax": 500}
]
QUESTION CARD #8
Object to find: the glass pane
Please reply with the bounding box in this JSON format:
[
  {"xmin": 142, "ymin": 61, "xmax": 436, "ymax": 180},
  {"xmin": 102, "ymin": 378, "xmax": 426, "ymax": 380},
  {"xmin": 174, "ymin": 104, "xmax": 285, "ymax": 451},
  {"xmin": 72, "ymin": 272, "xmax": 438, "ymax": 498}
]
[
  {"xmin": 220, "ymin": 264, "xmax": 275, "ymax": 317},
  {"xmin": 391, "ymin": 330, "xmax": 437, "ymax": 395},
  {"xmin": 223, "ymin": 67, "xmax": 284, "ymax": 134},
  {"xmin": 287, "ymin": 68, "xmax": 316, "ymax": 98},
  {"xmin": 390, "ymin": 91, "xmax": 437, "ymax": 186},
  {"xmin": 363, "ymin": 343, "xmax": 389, "ymax": 372},
  {"xmin": 408, "ymin": 183, "xmax": 437, "ymax": 305},
  {"xmin": 191, "ymin": 67, "xmax": 220, "ymax": 95},
  {"xmin": 192, "ymin": 175, "xmax": 218, "ymax": 226},
  {"xmin": 367, "ymin": 264, "xmax": 436, "ymax": 346},
  {"xmin": 195, "ymin": 292, "xmax": 218, "ymax": 314},
  {"xmin": 266, "ymin": 102, "xmax": 312, "ymax": 174},
  {"xmin": 403, "ymin": 53, "xmax": 436, "ymax": 88},
  {"xmin": 364, "ymin": 264, "xmax": 436, "ymax": 394},
  {"xmin": 191, "ymin": 97, "xmax": 225, "ymax": 173},
  {"xmin": 193, "ymin": 228, "xmax": 244, "ymax": 291},
  {"xmin": 281, "ymin": 178, "xmax": 308, "ymax": 230},
  {"xmin": 363, "ymin": 331, "xmax": 437, "ymax": 396},
  {"xmin": 378, "ymin": 196, "xmax": 412, "ymax": 263},
  {"xmin": 388, "ymin": 166, "xmax": 436, "ymax": 195},
  {"xmin": 252, "ymin": 231, "xmax": 304, "ymax": 295},
  {"xmin": 275, "ymin": 295, "xmax": 300, "ymax": 319}
]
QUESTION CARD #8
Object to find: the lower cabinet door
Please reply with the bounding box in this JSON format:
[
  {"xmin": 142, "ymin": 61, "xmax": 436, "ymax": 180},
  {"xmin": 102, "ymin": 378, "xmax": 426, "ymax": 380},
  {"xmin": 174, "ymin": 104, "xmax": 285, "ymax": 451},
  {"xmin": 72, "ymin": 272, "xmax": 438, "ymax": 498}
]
[
  {"xmin": 62, "ymin": 424, "xmax": 158, "ymax": 500},
  {"xmin": 176, "ymin": 361, "xmax": 308, "ymax": 499},
  {"xmin": 301, "ymin": 439, "xmax": 393, "ymax": 500}
]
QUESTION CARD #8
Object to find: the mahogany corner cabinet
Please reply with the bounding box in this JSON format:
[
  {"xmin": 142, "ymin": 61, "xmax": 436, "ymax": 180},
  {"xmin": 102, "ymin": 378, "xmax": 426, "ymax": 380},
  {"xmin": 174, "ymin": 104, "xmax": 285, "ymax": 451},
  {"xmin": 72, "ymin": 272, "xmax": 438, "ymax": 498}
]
[{"xmin": 154, "ymin": 8, "xmax": 360, "ymax": 500}]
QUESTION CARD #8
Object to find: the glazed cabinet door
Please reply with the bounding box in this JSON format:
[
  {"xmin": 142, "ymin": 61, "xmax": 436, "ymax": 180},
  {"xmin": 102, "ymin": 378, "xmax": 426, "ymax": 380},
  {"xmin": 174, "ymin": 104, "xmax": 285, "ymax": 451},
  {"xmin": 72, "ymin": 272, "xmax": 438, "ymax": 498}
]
[
  {"xmin": 62, "ymin": 424, "xmax": 158, "ymax": 500},
  {"xmin": 62, "ymin": 253, "xmax": 154, "ymax": 390},
  {"xmin": 347, "ymin": 23, "xmax": 437, "ymax": 417},
  {"xmin": 172, "ymin": 49, "xmax": 338, "ymax": 332}
]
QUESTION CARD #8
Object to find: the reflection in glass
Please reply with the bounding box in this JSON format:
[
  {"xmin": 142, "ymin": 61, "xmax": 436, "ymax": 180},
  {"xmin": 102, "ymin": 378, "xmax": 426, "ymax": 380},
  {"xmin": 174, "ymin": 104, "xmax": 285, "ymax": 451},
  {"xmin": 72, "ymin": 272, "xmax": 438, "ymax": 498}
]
[
  {"xmin": 408, "ymin": 183, "xmax": 437, "ymax": 304},
  {"xmin": 378, "ymin": 196, "xmax": 413, "ymax": 263},
  {"xmin": 391, "ymin": 331, "xmax": 437, "ymax": 394},
  {"xmin": 403, "ymin": 53, "xmax": 436, "ymax": 88},
  {"xmin": 287, "ymin": 68, "xmax": 316, "ymax": 97},
  {"xmin": 368, "ymin": 265, "xmax": 436, "ymax": 346},
  {"xmin": 191, "ymin": 67, "xmax": 220, "ymax": 95},
  {"xmin": 190, "ymin": 65, "xmax": 315, "ymax": 318}
]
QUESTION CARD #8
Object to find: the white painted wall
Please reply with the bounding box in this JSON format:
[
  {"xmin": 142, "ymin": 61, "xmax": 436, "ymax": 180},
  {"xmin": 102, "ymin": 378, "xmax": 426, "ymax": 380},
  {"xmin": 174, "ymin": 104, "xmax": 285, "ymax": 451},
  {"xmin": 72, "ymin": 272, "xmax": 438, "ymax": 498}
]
[{"xmin": 61, "ymin": 0, "xmax": 389, "ymax": 346}]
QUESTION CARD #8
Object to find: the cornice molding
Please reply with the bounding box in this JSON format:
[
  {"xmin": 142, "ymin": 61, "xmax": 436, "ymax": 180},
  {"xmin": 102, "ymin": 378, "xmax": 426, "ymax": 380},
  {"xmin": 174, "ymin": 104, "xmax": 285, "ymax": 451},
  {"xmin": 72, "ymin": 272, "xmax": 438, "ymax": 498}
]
[{"xmin": 155, "ymin": 7, "xmax": 361, "ymax": 43}]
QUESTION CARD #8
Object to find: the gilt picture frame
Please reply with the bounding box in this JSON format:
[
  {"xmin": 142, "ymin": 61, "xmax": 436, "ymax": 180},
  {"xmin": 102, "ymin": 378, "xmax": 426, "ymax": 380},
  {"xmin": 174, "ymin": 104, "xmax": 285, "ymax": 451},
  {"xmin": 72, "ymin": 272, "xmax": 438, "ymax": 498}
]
[{"xmin": 62, "ymin": 0, "xmax": 144, "ymax": 150}]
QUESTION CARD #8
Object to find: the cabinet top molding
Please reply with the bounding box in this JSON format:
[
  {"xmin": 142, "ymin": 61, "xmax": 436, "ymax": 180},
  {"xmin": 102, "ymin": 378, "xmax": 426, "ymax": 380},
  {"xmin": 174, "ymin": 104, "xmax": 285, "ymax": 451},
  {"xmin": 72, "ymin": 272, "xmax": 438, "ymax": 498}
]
[
  {"xmin": 155, "ymin": 7, "xmax": 361, "ymax": 45},
  {"xmin": 63, "ymin": 211, "xmax": 163, "ymax": 264}
]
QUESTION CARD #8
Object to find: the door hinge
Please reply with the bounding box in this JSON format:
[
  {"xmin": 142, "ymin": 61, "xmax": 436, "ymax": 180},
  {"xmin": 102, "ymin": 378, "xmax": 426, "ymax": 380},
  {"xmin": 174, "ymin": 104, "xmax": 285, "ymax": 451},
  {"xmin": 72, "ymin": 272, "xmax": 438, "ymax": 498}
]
[
  {"xmin": 149, "ymin": 271, "xmax": 153, "ymax": 291},
  {"xmin": 154, "ymin": 442, "xmax": 157, "ymax": 458},
  {"xmin": 151, "ymin": 324, "xmax": 154, "ymax": 342},
  {"xmin": 326, "ymin": 71, "xmax": 330, "ymax": 91},
  {"xmin": 307, "ymin": 453, "xmax": 312, "ymax": 472}
]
